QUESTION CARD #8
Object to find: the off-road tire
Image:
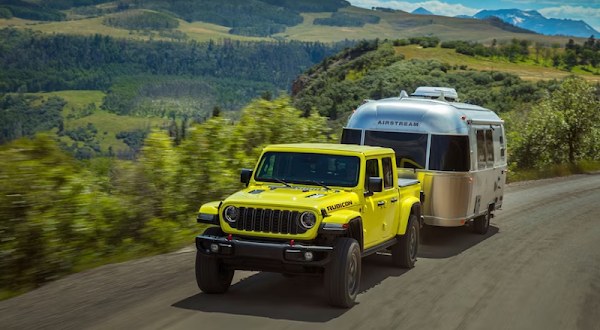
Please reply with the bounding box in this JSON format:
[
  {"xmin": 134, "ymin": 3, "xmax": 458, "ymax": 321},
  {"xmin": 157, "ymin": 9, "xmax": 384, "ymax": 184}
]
[
  {"xmin": 392, "ymin": 215, "xmax": 419, "ymax": 269},
  {"xmin": 195, "ymin": 227, "xmax": 234, "ymax": 294},
  {"xmin": 325, "ymin": 237, "xmax": 361, "ymax": 308},
  {"xmin": 473, "ymin": 211, "xmax": 490, "ymax": 235}
]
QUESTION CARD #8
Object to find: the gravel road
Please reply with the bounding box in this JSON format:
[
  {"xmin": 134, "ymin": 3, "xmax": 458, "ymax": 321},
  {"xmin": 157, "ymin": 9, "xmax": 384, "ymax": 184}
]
[{"xmin": 1, "ymin": 173, "xmax": 600, "ymax": 330}]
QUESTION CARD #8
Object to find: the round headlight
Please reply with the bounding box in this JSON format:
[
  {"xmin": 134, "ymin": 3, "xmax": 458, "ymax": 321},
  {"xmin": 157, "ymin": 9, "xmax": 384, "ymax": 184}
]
[
  {"xmin": 223, "ymin": 206, "xmax": 238, "ymax": 223},
  {"xmin": 299, "ymin": 212, "xmax": 317, "ymax": 229}
]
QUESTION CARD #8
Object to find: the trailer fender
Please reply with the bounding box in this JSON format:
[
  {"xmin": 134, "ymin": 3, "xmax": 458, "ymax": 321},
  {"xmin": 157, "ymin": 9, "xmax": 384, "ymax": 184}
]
[{"xmin": 396, "ymin": 198, "xmax": 421, "ymax": 236}]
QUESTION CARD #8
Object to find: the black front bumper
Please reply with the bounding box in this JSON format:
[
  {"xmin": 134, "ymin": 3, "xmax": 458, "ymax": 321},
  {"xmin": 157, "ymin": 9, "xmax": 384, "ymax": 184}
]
[{"xmin": 195, "ymin": 234, "xmax": 334, "ymax": 267}]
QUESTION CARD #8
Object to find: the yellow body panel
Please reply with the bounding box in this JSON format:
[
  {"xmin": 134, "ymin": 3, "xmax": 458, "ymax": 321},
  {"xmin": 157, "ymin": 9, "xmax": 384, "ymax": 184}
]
[
  {"xmin": 197, "ymin": 143, "xmax": 421, "ymax": 246},
  {"xmin": 199, "ymin": 201, "xmax": 220, "ymax": 215}
]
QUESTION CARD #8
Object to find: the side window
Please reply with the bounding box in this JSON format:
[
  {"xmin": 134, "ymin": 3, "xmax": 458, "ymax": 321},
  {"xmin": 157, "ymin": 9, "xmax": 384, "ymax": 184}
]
[
  {"xmin": 485, "ymin": 130, "xmax": 494, "ymax": 167},
  {"xmin": 382, "ymin": 157, "xmax": 394, "ymax": 189},
  {"xmin": 500, "ymin": 134, "xmax": 505, "ymax": 162},
  {"xmin": 364, "ymin": 159, "xmax": 380, "ymax": 191},
  {"xmin": 476, "ymin": 130, "xmax": 486, "ymax": 170}
]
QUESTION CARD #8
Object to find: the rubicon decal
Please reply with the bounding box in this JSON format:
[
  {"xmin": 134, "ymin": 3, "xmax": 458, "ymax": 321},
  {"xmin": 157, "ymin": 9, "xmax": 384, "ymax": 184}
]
[{"xmin": 326, "ymin": 201, "xmax": 353, "ymax": 212}]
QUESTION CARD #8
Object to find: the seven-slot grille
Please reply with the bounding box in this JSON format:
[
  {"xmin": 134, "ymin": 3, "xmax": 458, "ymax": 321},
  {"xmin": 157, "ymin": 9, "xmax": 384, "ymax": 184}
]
[{"xmin": 232, "ymin": 207, "xmax": 308, "ymax": 235}]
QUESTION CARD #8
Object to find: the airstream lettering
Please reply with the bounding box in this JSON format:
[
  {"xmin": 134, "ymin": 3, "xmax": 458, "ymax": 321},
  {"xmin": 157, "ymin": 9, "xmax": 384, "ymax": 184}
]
[{"xmin": 341, "ymin": 87, "xmax": 507, "ymax": 234}]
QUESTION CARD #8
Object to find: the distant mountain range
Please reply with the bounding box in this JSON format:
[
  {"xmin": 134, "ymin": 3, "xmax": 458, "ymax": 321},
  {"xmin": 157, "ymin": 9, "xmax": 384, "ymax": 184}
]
[
  {"xmin": 454, "ymin": 9, "xmax": 599, "ymax": 38},
  {"xmin": 412, "ymin": 7, "xmax": 434, "ymax": 15}
]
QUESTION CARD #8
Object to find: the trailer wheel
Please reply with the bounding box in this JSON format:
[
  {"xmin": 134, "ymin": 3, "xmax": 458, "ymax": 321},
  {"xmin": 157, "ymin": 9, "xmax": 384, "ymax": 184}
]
[
  {"xmin": 195, "ymin": 227, "xmax": 234, "ymax": 294},
  {"xmin": 325, "ymin": 237, "xmax": 361, "ymax": 308},
  {"xmin": 473, "ymin": 212, "xmax": 490, "ymax": 235},
  {"xmin": 392, "ymin": 215, "xmax": 419, "ymax": 268}
]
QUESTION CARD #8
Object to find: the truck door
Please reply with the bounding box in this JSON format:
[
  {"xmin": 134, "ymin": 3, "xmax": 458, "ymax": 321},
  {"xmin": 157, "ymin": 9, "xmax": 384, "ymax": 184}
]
[
  {"xmin": 381, "ymin": 157, "xmax": 397, "ymax": 240},
  {"xmin": 362, "ymin": 158, "xmax": 387, "ymax": 248}
]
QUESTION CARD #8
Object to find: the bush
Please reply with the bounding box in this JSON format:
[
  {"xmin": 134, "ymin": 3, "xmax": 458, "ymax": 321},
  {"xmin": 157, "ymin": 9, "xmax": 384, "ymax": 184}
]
[
  {"xmin": 0, "ymin": 96, "xmax": 334, "ymax": 297},
  {"xmin": 393, "ymin": 39, "xmax": 410, "ymax": 46},
  {"xmin": 0, "ymin": 7, "xmax": 12, "ymax": 19},
  {"xmin": 314, "ymin": 12, "xmax": 380, "ymax": 27},
  {"xmin": 102, "ymin": 11, "xmax": 179, "ymax": 31}
]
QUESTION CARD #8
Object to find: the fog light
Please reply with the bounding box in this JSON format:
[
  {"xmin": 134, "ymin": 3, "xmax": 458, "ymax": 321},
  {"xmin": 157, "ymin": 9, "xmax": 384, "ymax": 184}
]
[
  {"xmin": 210, "ymin": 243, "xmax": 219, "ymax": 253},
  {"xmin": 304, "ymin": 251, "xmax": 314, "ymax": 261}
]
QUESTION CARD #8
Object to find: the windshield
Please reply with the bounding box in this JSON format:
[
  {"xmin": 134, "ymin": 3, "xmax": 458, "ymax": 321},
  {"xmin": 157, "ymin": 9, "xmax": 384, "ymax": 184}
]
[
  {"xmin": 255, "ymin": 152, "xmax": 361, "ymax": 188},
  {"xmin": 364, "ymin": 130, "xmax": 428, "ymax": 169}
]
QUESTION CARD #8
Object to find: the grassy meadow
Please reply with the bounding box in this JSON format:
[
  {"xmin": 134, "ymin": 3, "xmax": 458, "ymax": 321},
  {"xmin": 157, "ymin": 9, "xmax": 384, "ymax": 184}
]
[
  {"xmin": 0, "ymin": 5, "xmax": 587, "ymax": 44},
  {"xmin": 26, "ymin": 91, "xmax": 170, "ymax": 153},
  {"xmin": 395, "ymin": 44, "xmax": 600, "ymax": 82}
]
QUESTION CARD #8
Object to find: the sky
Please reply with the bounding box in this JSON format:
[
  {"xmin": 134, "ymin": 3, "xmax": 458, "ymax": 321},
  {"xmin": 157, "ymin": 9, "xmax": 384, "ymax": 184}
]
[{"xmin": 350, "ymin": 0, "xmax": 600, "ymax": 30}]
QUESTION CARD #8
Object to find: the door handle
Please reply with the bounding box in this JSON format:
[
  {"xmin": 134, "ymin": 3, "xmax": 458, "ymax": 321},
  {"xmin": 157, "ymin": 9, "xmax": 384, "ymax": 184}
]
[
  {"xmin": 391, "ymin": 198, "xmax": 398, "ymax": 203},
  {"xmin": 377, "ymin": 201, "xmax": 386, "ymax": 206}
]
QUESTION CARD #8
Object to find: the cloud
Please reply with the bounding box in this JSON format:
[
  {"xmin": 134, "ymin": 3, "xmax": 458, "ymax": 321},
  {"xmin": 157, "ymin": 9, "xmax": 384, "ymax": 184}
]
[
  {"xmin": 505, "ymin": 0, "xmax": 600, "ymax": 4},
  {"xmin": 538, "ymin": 5, "xmax": 600, "ymax": 19},
  {"xmin": 350, "ymin": 0, "xmax": 481, "ymax": 16}
]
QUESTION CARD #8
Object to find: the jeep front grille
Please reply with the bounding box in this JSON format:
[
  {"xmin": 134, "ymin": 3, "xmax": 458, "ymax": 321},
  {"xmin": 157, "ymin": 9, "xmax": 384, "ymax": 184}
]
[{"xmin": 233, "ymin": 207, "xmax": 307, "ymax": 235}]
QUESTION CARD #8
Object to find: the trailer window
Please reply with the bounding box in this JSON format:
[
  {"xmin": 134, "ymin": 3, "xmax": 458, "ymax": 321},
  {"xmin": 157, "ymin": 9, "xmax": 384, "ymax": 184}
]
[
  {"xmin": 429, "ymin": 135, "xmax": 470, "ymax": 172},
  {"xmin": 476, "ymin": 130, "xmax": 486, "ymax": 170},
  {"xmin": 382, "ymin": 157, "xmax": 394, "ymax": 189},
  {"xmin": 485, "ymin": 130, "xmax": 494, "ymax": 167},
  {"xmin": 500, "ymin": 135, "xmax": 505, "ymax": 162},
  {"xmin": 364, "ymin": 130, "xmax": 427, "ymax": 169},
  {"xmin": 341, "ymin": 129, "xmax": 362, "ymax": 145}
]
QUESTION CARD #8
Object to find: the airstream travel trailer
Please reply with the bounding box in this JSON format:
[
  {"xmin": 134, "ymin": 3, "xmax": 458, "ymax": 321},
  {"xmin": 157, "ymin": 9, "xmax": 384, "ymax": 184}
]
[{"xmin": 341, "ymin": 87, "xmax": 507, "ymax": 234}]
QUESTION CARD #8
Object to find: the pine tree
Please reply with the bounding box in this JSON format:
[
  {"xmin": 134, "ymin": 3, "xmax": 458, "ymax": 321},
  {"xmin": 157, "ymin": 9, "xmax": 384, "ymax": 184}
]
[{"xmin": 212, "ymin": 106, "xmax": 221, "ymax": 117}]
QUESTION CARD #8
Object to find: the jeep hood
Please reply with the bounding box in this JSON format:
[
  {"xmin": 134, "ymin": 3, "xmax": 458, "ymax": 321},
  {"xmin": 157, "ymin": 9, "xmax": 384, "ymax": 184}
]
[{"xmin": 223, "ymin": 184, "xmax": 360, "ymax": 211}]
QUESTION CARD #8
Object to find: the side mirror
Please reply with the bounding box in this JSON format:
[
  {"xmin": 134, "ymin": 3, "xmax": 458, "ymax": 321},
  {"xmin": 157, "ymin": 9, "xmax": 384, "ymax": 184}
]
[
  {"xmin": 240, "ymin": 169, "xmax": 253, "ymax": 186},
  {"xmin": 368, "ymin": 177, "xmax": 383, "ymax": 193}
]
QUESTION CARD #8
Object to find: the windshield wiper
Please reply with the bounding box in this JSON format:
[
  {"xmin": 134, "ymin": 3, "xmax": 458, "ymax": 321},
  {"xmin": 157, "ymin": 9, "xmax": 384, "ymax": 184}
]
[
  {"xmin": 273, "ymin": 177, "xmax": 292, "ymax": 187},
  {"xmin": 298, "ymin": 180, "xmax": 331, "ymax": 190}
]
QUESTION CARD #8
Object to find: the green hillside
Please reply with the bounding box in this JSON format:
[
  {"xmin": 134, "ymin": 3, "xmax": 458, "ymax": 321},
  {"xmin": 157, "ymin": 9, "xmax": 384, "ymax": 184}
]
[
  {"xmin": 0, "ymin": 0, "xmax": 597, "ymax": 161},
  {"xmin": 395, "ymin": 44, "xmax": 600, "ymax": 82},
  {"xmin": 0, "ymin": 3, "xmax": 584, "ymax": 44},
  {"xmin": 291, "ymin": 39, "xmax": 561, "ymax": 126}
]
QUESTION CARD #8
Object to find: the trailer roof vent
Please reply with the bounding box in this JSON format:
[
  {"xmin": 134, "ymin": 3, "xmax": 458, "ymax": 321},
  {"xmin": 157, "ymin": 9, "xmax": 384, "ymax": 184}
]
[
  {"xmin": 398, "ymin": 90, "xmax": 409, "ymax": 99},
  {"xmin": 411, "ymin": 86, "xmax": 458, "ymax": 102}
]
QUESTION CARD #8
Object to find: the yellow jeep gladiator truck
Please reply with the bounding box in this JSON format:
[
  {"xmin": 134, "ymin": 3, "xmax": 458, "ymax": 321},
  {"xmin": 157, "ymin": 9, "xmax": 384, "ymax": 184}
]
[{"xmin": 194, "ymin": 143, "xmax": 423, "ymax": 308}]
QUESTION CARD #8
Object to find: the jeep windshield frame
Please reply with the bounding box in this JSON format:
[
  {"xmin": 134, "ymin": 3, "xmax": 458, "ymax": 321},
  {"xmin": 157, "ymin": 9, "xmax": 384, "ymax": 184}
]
[{"xmin": 254, "ymin": 151, "xmax": 361, "ymax": 188}]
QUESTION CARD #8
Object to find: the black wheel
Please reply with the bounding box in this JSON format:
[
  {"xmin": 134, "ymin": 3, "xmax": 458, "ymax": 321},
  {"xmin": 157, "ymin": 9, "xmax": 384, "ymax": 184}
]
[
  {"xmin": 392, "ymin": 215, "xmax": 419, "ymax": 269},
  {"xmin": 473, "ymin": 211, "xmax": 490, "ymax": 235},
  {"xmin": 325, "ymin": 237, "xmax": 361, "ymax": 308},
  {"xmin": 195, "ymin": 227, "xmax": 234, "ymax": 294}
]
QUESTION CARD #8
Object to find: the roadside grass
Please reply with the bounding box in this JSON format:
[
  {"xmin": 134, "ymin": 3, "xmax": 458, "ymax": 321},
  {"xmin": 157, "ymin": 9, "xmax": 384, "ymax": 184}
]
[
  {"xmin": 507, "ymin": 161, "xmax": 600, "ymax": 183},
  {"xmin": 395, "ymin": 44, "xmax": 600, "ymax": 82},
  {"xmin": 0, "ymin": 226, "xmax": 200, "ymax": 302}
]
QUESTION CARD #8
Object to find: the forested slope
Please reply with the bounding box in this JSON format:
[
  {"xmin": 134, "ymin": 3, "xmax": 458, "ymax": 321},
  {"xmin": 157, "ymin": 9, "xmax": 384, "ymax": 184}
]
[{"xmin": 0, "ymin": 29, "xmax": 354, "ymax": 157}]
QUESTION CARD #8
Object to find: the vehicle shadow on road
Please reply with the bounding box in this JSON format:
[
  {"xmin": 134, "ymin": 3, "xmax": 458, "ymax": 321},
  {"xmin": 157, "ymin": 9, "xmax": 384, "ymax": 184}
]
[
  {"xmin": 418, "ymin": 225, "xmax": 499, "ymax": 259},
  {"xmin": 172, "ymin": 254, "xmax": 410, "ymax": 322}
]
